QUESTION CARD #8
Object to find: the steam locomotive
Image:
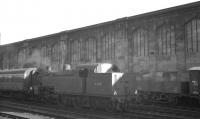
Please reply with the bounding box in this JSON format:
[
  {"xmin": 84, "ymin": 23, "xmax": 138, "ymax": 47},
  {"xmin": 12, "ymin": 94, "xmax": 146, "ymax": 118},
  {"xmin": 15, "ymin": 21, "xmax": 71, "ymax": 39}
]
[
  {"xmin": 0, "ymin": 68, "xmax": 41, "ymax": 98},
  {"xmin": 0, "ymin": 63, "xmax": 200, "ymax": 111}
]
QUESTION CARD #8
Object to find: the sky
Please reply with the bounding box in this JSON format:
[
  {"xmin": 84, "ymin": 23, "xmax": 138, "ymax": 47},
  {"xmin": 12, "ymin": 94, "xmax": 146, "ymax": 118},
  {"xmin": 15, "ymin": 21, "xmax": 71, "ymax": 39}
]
[{"xmin": 0, "ymin": 0, "xmax": 199, "ymax": 45}]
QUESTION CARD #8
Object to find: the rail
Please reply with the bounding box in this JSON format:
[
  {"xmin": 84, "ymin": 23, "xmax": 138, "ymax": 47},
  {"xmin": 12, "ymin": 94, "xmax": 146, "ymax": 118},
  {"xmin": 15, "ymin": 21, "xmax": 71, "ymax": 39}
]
[
  {"xmin": 1, "ymin": 99, "xmax": 200, "ymax": 119},
  {"xmin": 0, "ymin": 112, "xmax": 29, "ymax": 119}
]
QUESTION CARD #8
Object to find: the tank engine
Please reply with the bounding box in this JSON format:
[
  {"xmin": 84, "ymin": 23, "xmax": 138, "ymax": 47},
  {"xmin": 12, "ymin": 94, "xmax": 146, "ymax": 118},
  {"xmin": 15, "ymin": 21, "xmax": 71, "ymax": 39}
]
[{"xmin": 38, "ymin": 63, "xmax": 126, "ymax": 110}]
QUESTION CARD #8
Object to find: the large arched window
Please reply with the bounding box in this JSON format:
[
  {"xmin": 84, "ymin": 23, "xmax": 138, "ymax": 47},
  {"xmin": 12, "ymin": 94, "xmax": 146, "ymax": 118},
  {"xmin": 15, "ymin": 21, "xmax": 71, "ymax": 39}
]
[
  {"xmin": 156, "ymin": 24, "xmax": 176, "ymax": 55},
  {"xmin": 18, "ymin": 48, "xmax": 26, "ymax": 66},
  {"xmin": 52, "ymin": 43, "xmax": 62, "ymax": 64},
  {"xmin": 71, "ymin": 40, "xmax": 79, "ymax": 63},
  {"xmin": 40, "ymin": 46, "xmax": 49, "ymax": 66},
  {"xmin": 185, "ymin": 18, "xmax": 200, "ymax": 53},
  {"xmin": 131, "ymin": 28, "xmax": 149, "ymax": 56}
]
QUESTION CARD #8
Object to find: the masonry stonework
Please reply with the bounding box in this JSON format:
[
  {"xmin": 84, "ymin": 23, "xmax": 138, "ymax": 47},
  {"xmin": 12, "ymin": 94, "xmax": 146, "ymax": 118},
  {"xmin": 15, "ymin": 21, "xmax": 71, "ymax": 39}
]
[{"xmin": 0, "ymin": 2, "xmax": 200, "ymax": 81}]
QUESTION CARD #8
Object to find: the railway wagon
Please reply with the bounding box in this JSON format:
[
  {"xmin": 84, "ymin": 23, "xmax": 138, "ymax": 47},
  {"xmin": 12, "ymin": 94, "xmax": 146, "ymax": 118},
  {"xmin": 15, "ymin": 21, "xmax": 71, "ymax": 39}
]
[
  {"xmin": 189, "ymin": 67, "xmax": 200, "ymax": 95},
  {"xmin": 88, "ymin": 71, "xmax": 182, "ymax": 106},
  {"xmin": 119, "ymin": 72, "xmax": 182, "ymax": 104},
  {"xmin": 0, "ymin": 68, "xmax": 41, "ymax": 97},
  {"xmin": 115, "ymin": 68, "xmax": 200, "ymax": 106}
]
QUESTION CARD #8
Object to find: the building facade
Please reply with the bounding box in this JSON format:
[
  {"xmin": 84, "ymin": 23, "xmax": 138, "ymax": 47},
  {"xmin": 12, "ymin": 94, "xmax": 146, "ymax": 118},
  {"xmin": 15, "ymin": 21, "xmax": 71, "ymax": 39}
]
[{"xmin": 1, "ymin": 2, "xmax": 200, "ymax": 81}]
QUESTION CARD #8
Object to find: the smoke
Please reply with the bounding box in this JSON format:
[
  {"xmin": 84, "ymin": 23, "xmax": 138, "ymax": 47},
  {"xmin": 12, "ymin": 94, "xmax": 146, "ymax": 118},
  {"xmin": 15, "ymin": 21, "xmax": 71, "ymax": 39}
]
[
  {"xmin": 3, "ymin": 42, "xmax": 65, "ymax": 71},
  {"xmin": 23, "ymin": 49, "xmax": 51, "ymax": 70}
]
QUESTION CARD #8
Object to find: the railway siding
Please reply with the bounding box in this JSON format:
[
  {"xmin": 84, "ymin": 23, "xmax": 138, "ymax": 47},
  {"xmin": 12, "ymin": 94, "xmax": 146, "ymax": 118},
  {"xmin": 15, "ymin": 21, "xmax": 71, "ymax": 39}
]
[{"xmin": 1, "ymin": 99, "xmax": 200, "ymax": 119}]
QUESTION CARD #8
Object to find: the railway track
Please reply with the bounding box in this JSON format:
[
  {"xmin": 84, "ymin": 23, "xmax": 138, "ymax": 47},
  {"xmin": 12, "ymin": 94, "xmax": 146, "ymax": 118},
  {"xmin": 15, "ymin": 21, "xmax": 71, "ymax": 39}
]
[
  {"xmin": 129, "ymin": 103, "xmax": 200, "ymax": 119},
  {"xmin": 1, "ymin": 99, "xmax": 200, "ymax": 119},
  {"xmin": 0, "ymin": 100, "xmax": 117, "ymax": 119},
  {"xmin": 0, "ymin": 112, "xmax": 29, "ymax": 119},
  {"xmin": 0, "ymin": 111, "xmax": 53, "ymax": 119}
]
